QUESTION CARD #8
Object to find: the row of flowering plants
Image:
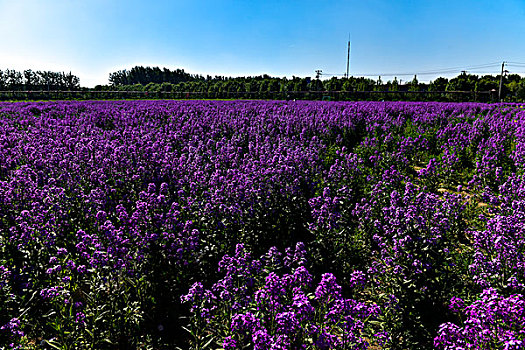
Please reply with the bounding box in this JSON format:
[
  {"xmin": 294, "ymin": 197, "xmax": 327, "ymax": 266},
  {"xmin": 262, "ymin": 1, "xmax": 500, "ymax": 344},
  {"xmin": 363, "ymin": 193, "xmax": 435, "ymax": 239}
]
[
  {"xmin": 181, "ymin": 243, "xmax": 383, "ymax": 350},
  {"xmin": 0, "ymin": 100, "xmax": 525, "ymax": 348}
]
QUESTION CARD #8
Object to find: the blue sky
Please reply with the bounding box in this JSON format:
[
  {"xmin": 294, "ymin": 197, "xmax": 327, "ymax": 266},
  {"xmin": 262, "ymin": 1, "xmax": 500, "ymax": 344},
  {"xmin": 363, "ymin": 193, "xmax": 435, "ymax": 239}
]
[{"xmin": 1, "ymin": 0, "xmax": 524, "ymax": 87}]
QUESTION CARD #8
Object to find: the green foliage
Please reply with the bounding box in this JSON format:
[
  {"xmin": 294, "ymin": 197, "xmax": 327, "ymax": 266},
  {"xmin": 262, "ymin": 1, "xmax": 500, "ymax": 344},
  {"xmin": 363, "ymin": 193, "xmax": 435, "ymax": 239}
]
[
  {"xmin": 446, "ymin": 72, "xmax": 479, "ymax": 92},
  {"xmin": 0, "ymin": 69, "xmax": 80, "ymax": 91},
  {"xmin": 408, "ymin": 75, "xmax": 419, "ymax": 92},
  {"xmin": 429, "ymin": 77, "xmax": 449, "ymax": 92}
]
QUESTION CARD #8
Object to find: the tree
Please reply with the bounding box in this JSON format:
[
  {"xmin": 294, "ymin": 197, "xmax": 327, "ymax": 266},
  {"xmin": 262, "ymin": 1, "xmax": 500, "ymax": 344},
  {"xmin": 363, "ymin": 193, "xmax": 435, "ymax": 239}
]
[
  {"xmin": 64, "ymin": 71, "xmax": 80, "ymax": 90},
  {"xmin": 408, "ymin": 75, "xmax": 419, "ymax": 92},
  {"xmin": 0, "ymin": 70, "xmax": 6, "ymax": 90},
  {"xmin": 342, "ymin": 79, "xmax": 353, "ymax": 92},
  {"xmin": 268, "ymin": 79, "xmax": 280, "ymax": 92},
  {"xmin": 475, "ymin": 75, "xmax": 498, "ymax": 92},
  {"xmin": 279, "ymin": 78, "xmax": 289, "ymax": 92},
  {"xmin": 325, "ymin": 77, "xmax": 342, "ymax": 91},
  {"xmin": 390, "ymin": 77, "xmax": 399, "ymax": 91},
  {"xmin": 429, "ymin": 77, "xmax": 448, "ymax": 91},
  {"xmin": 23, "ymin": 70, "xmax": 35, "ymax": 90},
  {"xmin": 374, "ymin": 76, "xmax": 383, "ymax": 91},
  {"xmin": 446, "ymin": 72, "xmax": 478, "ymax": 91},
  {"xmin": 507, "ymin": 78, "xmax": 525, "ymax": 100},
  {"xmin": 517, "ymin": 80, "xmax": 525, "ymax": 100},
  {"xmin": 308, "ymin": 78, "xmax": 324, "ymax": 92},
  {"xmin": 6, "ymin": 70, "xmax": 23, "ymax": 90},
  {"xmin": 160, "ymin": 82, "xmax": 173, "ymax": 92}
]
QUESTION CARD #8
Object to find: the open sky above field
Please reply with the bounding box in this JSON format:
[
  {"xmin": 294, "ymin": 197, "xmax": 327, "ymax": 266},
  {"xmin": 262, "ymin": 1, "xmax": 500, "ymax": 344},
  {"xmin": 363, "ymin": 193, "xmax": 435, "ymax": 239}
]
[{"xmin": 1, "ymin": 0, "xmax": 524, "ymax": 87}]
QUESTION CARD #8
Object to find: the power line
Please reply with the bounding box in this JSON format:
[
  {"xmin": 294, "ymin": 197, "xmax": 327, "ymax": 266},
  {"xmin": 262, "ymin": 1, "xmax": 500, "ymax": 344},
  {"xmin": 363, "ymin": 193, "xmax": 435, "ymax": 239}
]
[
  {"xmin": 332, "ymin": 36, "xmax": 505, "ymax": 79},
  {"xmin": 507, "ymin": 64, "xmax": 525, "ymax": 69},
  {"xmin": 350, "ymin": 63, "xmax": 501, "ymax": 77},
  {"xmin": 318, "ymin": 60, "xmax": 525, "ymax": 80},
  {"xmin": 415, "ymin": 62, "xmax": 501, "ymax": 74},
  {"xmin": 345, "ymin": 61, "xmax": 497, "ymax": 75}
]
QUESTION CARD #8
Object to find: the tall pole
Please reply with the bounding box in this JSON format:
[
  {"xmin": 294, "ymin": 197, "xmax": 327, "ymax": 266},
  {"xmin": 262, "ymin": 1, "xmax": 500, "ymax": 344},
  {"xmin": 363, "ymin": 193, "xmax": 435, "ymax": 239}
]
[
  {"xmin": 346, "ymin": 36, "xmax": 351, "ymax": 78},
  {"xmin": 498, "ymin": 61, "xmax": 505, "ymax": 101}
]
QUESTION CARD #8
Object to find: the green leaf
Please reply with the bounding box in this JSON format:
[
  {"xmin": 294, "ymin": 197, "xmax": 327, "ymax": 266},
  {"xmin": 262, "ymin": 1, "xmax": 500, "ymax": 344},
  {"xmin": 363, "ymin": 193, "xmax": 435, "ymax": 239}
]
[
  {"xmin": 201, "ymin": 337, "xmax": 214, "ymax": 349},
  {"xmin": 44, "ymin": 340, "xmax": 63, "ymax": 350}
]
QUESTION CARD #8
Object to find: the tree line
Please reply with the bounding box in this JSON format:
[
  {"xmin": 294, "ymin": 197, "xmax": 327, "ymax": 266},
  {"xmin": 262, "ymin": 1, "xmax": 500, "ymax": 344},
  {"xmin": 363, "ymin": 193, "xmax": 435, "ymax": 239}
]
[
  {"xmin": 0, "ymin": 69, "xmax": 80, "ymax": 91},
  {"xmin": 1, "ymin": 65, "xmax": 525, "ymax": 101},
  {"xmin": 98, "ymin": 66, "xmax": 525, "ymax": 101},
  {"xmin": 109, "ymin": 66, "xmax": 205, "ymax": 85}
]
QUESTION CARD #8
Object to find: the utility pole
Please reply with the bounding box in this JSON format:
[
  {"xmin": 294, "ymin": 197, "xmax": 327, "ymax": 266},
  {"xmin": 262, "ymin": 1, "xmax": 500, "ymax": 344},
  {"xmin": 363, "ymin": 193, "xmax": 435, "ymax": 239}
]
[
  {"xmin": 346, "ymin": 35, "xmax": 351, "ymax": 78},
  {"xmin": 498, "ymin": 61, "xmax": 506, "ymax": 102},
  {"xmin": 315, "ymin": 70, "xmax": 322, "ymax": 79}
]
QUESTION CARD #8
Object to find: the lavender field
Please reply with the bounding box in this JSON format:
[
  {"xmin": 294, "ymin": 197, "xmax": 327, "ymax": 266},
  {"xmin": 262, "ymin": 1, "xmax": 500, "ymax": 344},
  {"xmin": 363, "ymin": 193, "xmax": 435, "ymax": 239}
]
[{"xmin": 1, "ymin": 100, "xmax": 525, "ymax": 349}]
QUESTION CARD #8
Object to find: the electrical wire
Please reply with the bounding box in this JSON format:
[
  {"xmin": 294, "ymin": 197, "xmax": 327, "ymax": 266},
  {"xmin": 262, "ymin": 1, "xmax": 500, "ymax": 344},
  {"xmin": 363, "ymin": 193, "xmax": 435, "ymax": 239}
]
[
  {"xmin": 415, "ymin": 62, "xmax": 501, "ymax": 74},
  {"xmin": 320, "ymin": 62, "xmax": 501, "ymax": 78},
  {"xmin": 318, "ymin": 62, "xmax": 525, "ymax": 78},
  {"xmin": 352, "ymin": 64, "xmax": 501, "ymax": 77}
]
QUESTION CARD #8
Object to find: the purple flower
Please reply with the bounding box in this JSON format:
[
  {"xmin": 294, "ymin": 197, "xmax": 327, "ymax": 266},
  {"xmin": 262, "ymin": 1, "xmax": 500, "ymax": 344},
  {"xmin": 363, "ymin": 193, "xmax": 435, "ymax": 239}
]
[
  {"xmin": 275, "ymin": 311, "xmax": 299, "ymax": 335},
  {"xmin": 223, "ymin": 336, "xmax": 237, "ymax": 350},
  {"xmin": 231, "ymin": 312, "xmax": 260, "ymax": 333},
  {"xmin": 315, "ymin": 273, "xmax": 341, "ymax": 302},
  {"xmin": 435, "ymin": 289, "xmax": 525, "ymax": 349},
  {"xmin": 0, "ymin": 318, "xmax": 24, "ymax": 337},
  {"xmin": 253, "ymin": 329, "xmax": 272, "ymax": 350},
  {"xmin": 75, "ymin": 312, "xmax": 86, "ymax": 326},
  {"xmin": 95, "ymin": 210, "xmax": 107, "ymax": 222}
]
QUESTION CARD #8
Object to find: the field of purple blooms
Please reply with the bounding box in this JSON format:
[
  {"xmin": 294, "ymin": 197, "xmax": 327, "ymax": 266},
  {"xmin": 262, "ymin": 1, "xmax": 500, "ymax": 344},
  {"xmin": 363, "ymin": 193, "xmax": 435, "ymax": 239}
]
[{"xmin": 1, "ymin": 100, "xmax": 525, "ymax": 349}]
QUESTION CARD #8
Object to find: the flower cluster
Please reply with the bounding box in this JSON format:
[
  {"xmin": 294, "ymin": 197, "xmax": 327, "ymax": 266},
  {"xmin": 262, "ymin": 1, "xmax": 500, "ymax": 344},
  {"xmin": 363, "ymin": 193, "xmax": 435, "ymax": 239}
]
[
  {"xmin": 435, "ymin": 288, "xmax": 525, "ymax": 349},
  {"xmin": 182, "ymin": 243, "xmax": 380, "ymax": 349}
]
